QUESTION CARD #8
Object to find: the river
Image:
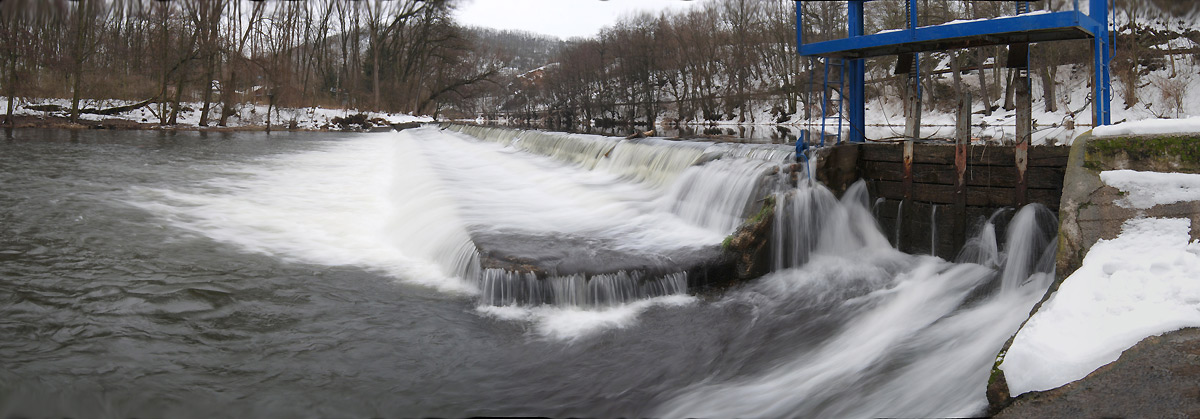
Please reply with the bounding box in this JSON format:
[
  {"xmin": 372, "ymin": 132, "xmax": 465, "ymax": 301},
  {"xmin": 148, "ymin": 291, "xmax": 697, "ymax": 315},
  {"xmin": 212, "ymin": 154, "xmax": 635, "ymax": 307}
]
[{"xmin": 0, "ymin": 126, "xmax": 1054, "ymax": 418}]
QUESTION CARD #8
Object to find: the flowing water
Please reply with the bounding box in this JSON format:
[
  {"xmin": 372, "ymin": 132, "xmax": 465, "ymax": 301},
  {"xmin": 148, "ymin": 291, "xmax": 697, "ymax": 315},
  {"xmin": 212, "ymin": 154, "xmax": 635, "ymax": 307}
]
[{"xmin": 0, "ymin": 126, "xmax": 1054, "ymax": 418}]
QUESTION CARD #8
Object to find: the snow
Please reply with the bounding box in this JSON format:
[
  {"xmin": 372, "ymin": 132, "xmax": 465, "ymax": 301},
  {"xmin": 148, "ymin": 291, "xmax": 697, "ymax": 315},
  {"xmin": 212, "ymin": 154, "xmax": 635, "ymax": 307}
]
[
  {"xmin": 1092, "ymin": 116, "xmax": 1200, "ymax": 138},
  {"xmin": 1001, "ymin": 217, "xmax": 1200, "ymax": 396},
  {"xmin": 1101, "ymin": 170, "xmax": 1200, "ymax": 209},
  {"xmin": 0, "ymin": 96, "xmax": 432, "ymax": 130},
  {"xmin": 875, "ymin": 11, "xmax": 1050, "ymax": 35}
]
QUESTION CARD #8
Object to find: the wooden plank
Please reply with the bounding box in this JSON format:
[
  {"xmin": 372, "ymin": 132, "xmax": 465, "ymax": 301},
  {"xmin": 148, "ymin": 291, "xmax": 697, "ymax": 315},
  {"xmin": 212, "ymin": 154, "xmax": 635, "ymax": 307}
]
[
  {"xmin": 964, "ymin": 166, "xmax": 1064, "ymax": 189},
  {"xmin": 911, "ymin": 182, "xmax": 959, "ymax": 205},
  {"xmin": 967, "ymin": 144, "xmax": 1017, "ymax": 166},
  {"xmin": 870, "ymin": 179, "xmax": 907, "ymax": 200},
  {"xmin": 1027, "ymin": 167, "xmax": 1066, "ymax": 189},
  {"xmin": 967, "ymin": 186, "xmax": 1015, "ymax": 207},
  {"xmin": 1028, "ymin": 146, "xmax": 1071, "ymax": 166},
  {"xmin": 872, "ymin": 180, "xmax": 1061, "ymax": 208},
  {"xmin": 864, "ymin": 161, "xmax": 957, "ymax": 185},
  {"xmin": 1029, "ymin": 188, "xmax": 1062, "ymax": 209},
  {"xmin": 863, "ymin": 161, "xmax": 906, "ymax": 182},
  {"xmin": 860, "ymin": 144, "xmax": 904, "ymax": 162},
  {"xmin": 911, "ymin": 144, "xmax": 957, "ymax": 165},
  {"xmin": 863, "ymin": 144, "xmax": 1068, "ymax": 167}
]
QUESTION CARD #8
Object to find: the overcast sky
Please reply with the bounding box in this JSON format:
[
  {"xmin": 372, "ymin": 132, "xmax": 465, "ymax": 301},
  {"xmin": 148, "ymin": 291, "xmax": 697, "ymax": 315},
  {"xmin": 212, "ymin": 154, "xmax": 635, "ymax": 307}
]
[{"xmin": 454, "ymin": 0, "xmax": 708, "ymax": 40}]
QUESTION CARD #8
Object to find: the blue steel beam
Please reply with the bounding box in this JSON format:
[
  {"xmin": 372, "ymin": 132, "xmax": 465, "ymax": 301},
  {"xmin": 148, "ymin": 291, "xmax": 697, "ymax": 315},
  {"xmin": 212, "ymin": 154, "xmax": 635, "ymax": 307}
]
[
  {"xmin": 795, "ymin": 0, "xmax": 1112, "ymax": 129},
  {"xmin": 799, "ymin": 11, "xmax": 1101, "ymax": 59}
]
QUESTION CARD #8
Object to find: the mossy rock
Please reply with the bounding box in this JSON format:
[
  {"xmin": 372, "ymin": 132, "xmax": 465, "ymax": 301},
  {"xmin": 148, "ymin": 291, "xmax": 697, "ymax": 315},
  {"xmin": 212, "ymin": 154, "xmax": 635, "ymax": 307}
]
[{"xmin": 1086, "ymin": 135, "xmax": 1200, "ymax": 173}]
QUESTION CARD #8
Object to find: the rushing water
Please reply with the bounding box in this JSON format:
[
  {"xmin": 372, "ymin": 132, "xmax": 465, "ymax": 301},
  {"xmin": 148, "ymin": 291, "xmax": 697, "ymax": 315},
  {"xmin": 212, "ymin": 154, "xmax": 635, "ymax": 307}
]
[{"xmin": 0, "ymin": 127, "xmax": 1054, "ymax": 418}]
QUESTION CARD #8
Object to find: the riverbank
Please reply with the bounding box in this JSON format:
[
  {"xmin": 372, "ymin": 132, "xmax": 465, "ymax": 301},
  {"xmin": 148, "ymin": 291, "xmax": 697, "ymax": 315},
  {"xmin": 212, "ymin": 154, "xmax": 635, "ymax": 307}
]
[
  {"xmin": 996, "ymin": 328, "xmax": 1200, "ymax": 418},
  {"xmin": 1, "ymin": 97, "xmax": 433, "ymax": 133},
  {"xmin": 0, "ymin": 114, "xmax": 426, "ymax": 133}
]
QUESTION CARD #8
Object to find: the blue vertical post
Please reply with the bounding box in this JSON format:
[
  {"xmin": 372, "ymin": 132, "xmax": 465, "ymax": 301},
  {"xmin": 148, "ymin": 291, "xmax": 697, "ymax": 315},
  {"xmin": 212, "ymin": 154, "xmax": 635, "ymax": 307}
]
[
  {"xmin": 1091, "ymin": 0, "xmax": 1111, "ymax": 125},
  {"xmin": 847, "ymin": 0, "xmax": 866, "ymax": 143},
  {"xmin": 821, "ymin": 58, "xmax": 830, "ymax": 147},
  {"xmin": 836, "ymin": 62, "xmax": 845, "ymax": 144},
  {"xmin": 908, "ymin": 0, "xmax": 921, "ymax": 132}
]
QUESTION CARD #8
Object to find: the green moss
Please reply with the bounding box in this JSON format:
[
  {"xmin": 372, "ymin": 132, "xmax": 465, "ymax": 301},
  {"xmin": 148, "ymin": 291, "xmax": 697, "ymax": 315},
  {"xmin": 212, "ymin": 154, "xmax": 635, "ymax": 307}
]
[
  {"xmin": 1086, "ymin": 136, "xmax": 1200, "ymax": 169},
  {"xmin": 722, "ymin": 195, "xmax": 776, "ymax": 251},
  {"xmin": 747, "ymin": 196, "xmax": 776, "ymax": 224},
  {"xmin": 989, "ymin": 349, "xmax": 1008, "ymax": 386}
]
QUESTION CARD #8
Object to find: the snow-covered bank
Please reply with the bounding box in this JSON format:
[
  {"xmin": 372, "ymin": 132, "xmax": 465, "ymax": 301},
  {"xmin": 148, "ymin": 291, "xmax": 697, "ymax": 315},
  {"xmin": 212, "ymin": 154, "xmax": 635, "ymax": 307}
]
[
  {"xmin": 1001, "ymin": 117, "xmax": 1200, "ymax": 397},
  {"xmin": 1092, "ymin": 116, "xmax": 1200, "ymax": 138},
  {"xmin": 1, "ymin": 97, "xmax": 432, "ymax": 130},
  {"xmin": 1002, "ymin": 217, "xmax": 1200, "ymax": 395}
]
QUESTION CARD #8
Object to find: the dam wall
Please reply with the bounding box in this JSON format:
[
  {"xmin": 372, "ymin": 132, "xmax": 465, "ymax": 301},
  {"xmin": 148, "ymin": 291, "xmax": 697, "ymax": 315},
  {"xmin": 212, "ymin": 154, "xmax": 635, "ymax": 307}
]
[
  {"xmin": 1057, "ymin": 132, "xmax": 1200, "ymax": 278},
  {"xmin": 814, "ymin": 142, "xmax": 1071, "ymax": 258}
]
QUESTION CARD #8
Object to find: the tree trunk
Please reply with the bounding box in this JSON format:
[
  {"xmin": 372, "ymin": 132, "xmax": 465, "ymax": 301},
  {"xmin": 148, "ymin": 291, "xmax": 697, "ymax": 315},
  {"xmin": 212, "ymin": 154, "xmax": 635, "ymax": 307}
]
[
  {"xmin": 198, "ymin": 58, "xmax": 216, "ymax": 126},
  {"xmin": 977, "ymin": 50, "xmax": 992, "ymax": 116},
  {"xmin": 198, "ymin": 2, "xmax": 221, "ymax": 127},
  {"xmin": 1041, "ymin": 65, "xmax": 1057, "ymax": 113},
  {"xmin": 169, "ymin": 73, "xmax": 184, "ymax": 125},
  {"xmin": 158, "ymin": 3, "xmax": 170, "ymax": 125},
  {"xmin": 69, "ymin": 1, "xmax": 87, "ymax": 123},
  {"xmin": 1004, "ymin": 69, "xmax": 1016, "ymax": 111},
  {"xmin": 266, "ymin": 92, "xmax": 274, "ymax": 133},
  {"xmin": 372, "ymin": 33, "xmax": 381, "ymax": 111},
  {"xmin": 219, "ymin": 70, "xmax": 235, "ymax": 126},
  {"xmin": 6, "ymin": 53, "xmax": 15, "ymax": 127}
]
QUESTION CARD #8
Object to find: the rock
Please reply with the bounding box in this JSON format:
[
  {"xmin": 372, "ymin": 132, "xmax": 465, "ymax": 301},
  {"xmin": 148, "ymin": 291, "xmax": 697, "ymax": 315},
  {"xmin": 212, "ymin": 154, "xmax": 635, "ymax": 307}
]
[
  {"xmin": 624, "ymin": 129, "xmax": 654, "ymax": 139},
  {"xmin": 995, "ymin": 328, "xmax": 1200, "ymax": 418},
  {"xmin": 987, "ymin": 369, "xmax": 1012, "ymax": 415},
  {"xmin": 722, "ymin": 195, "xmax": 775, "ymax": 281}
]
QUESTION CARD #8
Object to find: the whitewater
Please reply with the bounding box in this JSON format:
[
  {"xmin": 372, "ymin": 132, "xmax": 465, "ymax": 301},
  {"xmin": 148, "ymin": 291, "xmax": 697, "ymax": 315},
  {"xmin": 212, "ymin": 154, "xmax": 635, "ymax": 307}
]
[{"xmin": 1, "ymin": 126, "xmax": 1056, "ymax": 418}]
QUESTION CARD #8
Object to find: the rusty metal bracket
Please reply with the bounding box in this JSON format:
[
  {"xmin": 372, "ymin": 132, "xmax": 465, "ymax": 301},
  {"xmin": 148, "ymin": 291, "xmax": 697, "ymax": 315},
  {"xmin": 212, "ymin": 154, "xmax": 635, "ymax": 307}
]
[{"xmin": 903, "ymin": 140, "xmax": 914, "ymax": 200}]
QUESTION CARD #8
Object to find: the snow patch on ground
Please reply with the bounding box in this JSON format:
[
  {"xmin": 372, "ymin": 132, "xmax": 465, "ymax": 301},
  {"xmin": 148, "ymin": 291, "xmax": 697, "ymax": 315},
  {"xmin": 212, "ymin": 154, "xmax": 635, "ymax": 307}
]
[
  {"xmin": 1101, "ymin": 170, "xmax": 1200, "ymax": 209},
  {"xmin": 1001, "ymin": 217, "xmax": 1200, "ymax": 395},
  {"xmin": 1092, "ymin": 116, "xmax": 1200, "ymax": 138}
]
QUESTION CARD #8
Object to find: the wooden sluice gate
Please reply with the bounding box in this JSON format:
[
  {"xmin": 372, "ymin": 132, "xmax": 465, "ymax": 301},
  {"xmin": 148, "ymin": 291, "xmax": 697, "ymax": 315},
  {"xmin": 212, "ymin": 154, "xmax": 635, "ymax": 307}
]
[
  {"xmin": 791, "ymin": 0, "xmax": 1112, "ymax": 257},
  {"xmin": 813, "ymin": 142, "xmax": 1071, "ymax": 257}
]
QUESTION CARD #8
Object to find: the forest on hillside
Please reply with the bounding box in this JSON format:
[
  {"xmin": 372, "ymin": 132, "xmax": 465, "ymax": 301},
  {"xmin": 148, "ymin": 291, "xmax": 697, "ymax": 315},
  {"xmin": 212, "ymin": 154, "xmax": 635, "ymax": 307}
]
[{"xmin": 0, "ymin": 0, "xmax": 1197, "ymax": 128}]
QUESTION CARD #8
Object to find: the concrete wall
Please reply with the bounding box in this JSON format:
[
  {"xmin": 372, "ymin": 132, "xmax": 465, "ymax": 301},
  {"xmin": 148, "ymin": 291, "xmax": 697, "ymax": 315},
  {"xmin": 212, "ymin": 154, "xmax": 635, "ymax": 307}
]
[{"xmin": 1056, "ymin": 132, "xmax": 1200, "ymax": 278}]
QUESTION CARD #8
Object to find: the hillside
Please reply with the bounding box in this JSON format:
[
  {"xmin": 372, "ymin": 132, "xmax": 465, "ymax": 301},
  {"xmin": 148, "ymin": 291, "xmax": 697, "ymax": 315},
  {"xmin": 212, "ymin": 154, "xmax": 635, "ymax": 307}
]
[{"xmin": 468, "ymin": 1, "xmax": 1200, "ymax": 146}]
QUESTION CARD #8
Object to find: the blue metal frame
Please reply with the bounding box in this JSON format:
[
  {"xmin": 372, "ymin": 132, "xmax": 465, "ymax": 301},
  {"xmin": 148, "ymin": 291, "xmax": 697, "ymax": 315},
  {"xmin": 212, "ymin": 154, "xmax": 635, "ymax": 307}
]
[{"xmin": 796, "ymin": 0, "xmax": 1112, "ymax": 142}]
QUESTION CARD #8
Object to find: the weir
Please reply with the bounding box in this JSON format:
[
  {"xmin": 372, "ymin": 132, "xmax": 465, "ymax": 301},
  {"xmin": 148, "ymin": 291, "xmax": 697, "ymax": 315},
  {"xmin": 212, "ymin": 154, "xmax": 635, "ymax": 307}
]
[
  {"xmin": 437, "ymin": 124, "xmax": 795, "ymax": 305},
  {"xmin": 438, "ymin": 124, "xmax": 1070, "ymax": 304}
]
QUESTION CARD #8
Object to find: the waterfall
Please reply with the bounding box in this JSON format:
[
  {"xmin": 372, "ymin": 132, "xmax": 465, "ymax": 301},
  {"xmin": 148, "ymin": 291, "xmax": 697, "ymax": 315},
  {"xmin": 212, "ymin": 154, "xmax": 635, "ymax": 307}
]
[
  {"xmin": 772, "ymin": 180, "xmax": 891, "ymax": 270},
  {"xmin": 656, "ymin": 179, "xmax": 1059, "ymax": 418},
  {"xmin": 385, "ymin": 136, "xmax": 483, "ymax": 282},
  {"xmin": 480, "ymin": 270, "xmax": 688, "ymax": 307},
  {"xmin": 434, "ymin": 125, "xmax": 793, "ymax": 306}
]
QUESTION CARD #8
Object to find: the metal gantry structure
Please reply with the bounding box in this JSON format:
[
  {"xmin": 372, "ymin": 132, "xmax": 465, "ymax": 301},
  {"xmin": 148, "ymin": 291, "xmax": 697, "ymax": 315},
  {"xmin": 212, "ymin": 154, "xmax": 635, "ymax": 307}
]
[{"xmin": 796, "ymin": 0, "xmax": 1113, "ymax": 143}]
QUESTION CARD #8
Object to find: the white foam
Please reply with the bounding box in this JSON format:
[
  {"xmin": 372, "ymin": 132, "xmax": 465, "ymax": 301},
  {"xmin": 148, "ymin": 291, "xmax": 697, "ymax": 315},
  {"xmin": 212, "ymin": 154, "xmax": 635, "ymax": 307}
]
[
  {"xmin": 125, "ymin": 133, "xmax": 477, "ymax": 293},
  {"xmin": 476, "ymin": 294, "xmax": 697, "ymax": 341}
]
